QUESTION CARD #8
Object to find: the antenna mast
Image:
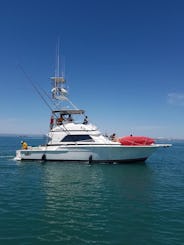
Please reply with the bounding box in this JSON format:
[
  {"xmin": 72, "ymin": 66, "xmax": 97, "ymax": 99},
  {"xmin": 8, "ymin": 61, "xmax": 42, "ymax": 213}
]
[
  {"xmin": 57, "ymin": 39, "xmax": 60, "ymax": 77},
  {"xmin": 50, "ymin": 41, "xmax": 78, "ymax": 110}
]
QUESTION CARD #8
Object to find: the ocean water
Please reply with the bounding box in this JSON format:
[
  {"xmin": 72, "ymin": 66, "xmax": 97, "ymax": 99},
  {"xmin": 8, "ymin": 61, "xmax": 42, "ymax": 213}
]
[{"xmin": 0, "ymin": 136, "xmax": 184, "ymax": 245}]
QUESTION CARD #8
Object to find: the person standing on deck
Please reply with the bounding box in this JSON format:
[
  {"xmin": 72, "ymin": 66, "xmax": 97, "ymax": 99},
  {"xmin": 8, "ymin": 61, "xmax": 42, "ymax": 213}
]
[
  {"xmin": 21, "ymin": 141, "xmax": 28, "ymax": 150},
  {"xmin": 50, "ymin": 115, "xmax": 54, "ymax": 129}
]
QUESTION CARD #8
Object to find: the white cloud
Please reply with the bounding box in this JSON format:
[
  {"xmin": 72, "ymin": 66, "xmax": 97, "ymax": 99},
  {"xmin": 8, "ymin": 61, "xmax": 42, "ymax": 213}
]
[{"xmin": 167, "ymin": 93, "xmax": 184, "ymax": 106}]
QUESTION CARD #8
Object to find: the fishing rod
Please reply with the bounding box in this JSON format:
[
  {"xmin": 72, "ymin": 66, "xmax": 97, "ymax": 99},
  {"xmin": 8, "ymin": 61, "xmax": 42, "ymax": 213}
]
[
  {"xmin": 17, "ymin": 64, "xmax": 72, "ymax": 135},
  {"xmin": 18, "ymin": 64, "xmax": 53, "ymax": 112}
]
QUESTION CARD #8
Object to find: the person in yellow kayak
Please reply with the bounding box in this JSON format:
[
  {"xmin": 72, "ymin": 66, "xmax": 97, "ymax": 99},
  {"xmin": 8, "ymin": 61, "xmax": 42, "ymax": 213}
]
[{"xmin": 21, "ymin": 141, "xmax": 28, "ymax": 150}]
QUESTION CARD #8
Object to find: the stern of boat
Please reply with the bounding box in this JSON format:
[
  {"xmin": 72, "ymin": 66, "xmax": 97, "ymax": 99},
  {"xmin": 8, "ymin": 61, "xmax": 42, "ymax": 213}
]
[{"xmin": 14, "ymin": 150, "xmax": 22, "ymax": 161}]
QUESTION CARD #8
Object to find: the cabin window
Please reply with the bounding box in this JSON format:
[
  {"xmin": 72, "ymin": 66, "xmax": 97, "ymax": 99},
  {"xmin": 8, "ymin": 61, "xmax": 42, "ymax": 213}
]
[{"xmin": 61, "ymin": 135, "xmax": 94, "ymax": 142}]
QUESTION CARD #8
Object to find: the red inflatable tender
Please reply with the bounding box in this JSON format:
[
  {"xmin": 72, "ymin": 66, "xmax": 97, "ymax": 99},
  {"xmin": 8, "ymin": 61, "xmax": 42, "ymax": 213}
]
[{"xmin": 119, "ymin": 136, "xmax": 155, "ymax": 146}]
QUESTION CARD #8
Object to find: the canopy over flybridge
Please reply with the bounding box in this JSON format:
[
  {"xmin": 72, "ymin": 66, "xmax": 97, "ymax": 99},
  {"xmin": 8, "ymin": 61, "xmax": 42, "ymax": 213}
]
[
  {"xmin": 50, "ymin": 77, "xmax": 66, "ymax": 83},
  {"xmin": 52, "ymin": 109, "xmax": 85, "ymax": 115}
]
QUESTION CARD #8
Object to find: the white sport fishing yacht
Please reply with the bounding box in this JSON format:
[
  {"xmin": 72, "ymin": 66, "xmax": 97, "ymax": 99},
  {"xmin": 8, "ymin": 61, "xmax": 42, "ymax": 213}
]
[{"xmin": 15, "ymin": 59, "xmax": 170, "ymax": 163}]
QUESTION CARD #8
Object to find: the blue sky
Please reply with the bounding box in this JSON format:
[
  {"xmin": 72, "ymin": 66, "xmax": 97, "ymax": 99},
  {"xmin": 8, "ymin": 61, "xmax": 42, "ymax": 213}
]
[{"xmin": 0, "ymin": 0, "xmax": 184, "ymax": 138}]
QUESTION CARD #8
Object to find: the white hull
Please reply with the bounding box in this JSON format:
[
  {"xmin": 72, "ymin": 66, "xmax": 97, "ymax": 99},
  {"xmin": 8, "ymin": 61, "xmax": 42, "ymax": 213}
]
[{"xmin": 15, "ymin": 144, "xmax": 167, "ymax": 163}]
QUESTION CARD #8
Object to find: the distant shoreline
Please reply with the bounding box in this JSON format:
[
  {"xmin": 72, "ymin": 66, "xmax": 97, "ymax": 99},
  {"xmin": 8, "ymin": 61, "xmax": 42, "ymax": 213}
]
[{"xmin": 0, "ymin": 133, "xmax": 46, "ymax": 138}]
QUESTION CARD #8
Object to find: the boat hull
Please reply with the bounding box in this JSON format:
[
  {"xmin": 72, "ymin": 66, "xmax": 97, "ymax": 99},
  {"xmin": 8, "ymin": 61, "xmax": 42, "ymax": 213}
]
[{"xmin": 15, "ymin": 144, "xmax": 167, "ymax": 163}]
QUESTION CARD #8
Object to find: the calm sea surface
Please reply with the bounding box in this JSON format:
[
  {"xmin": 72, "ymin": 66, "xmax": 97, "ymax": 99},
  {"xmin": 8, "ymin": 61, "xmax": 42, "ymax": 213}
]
[{"xmin": 0, "ymin": 136, "xmax": 183, "ymax": 245}]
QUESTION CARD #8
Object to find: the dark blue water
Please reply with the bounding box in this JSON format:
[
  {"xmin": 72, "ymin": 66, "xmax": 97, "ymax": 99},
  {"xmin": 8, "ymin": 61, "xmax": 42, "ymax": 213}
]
[{"xmin": 0, "ymin": 136, "xmax": 183, "ymax": 244}]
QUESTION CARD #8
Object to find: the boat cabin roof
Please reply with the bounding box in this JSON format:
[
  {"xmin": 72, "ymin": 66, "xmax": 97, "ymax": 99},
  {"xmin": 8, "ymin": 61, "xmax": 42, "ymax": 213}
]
[{"xmin": 52, "ymin": 109, "xmax": 85, "ymax": 115}]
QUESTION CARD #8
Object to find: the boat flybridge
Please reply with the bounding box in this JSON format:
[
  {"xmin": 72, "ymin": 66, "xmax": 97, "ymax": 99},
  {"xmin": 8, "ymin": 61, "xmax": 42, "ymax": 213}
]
[{"xmin": 15, "ymin": 64, "xmax": 171, "ymax": 163}]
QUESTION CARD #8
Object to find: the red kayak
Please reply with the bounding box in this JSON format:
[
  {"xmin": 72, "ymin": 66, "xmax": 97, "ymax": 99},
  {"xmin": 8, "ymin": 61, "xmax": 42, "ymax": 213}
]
[{"xmin": 119, "ymin": 136, "xmax": 155, "ymax": 146}]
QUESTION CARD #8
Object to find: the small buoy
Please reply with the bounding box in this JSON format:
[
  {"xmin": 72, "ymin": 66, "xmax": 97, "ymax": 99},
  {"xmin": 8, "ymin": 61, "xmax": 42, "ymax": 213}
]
[{"xmin": 89, "ymin": 155, "xmax": 93, "ymax": 164}]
